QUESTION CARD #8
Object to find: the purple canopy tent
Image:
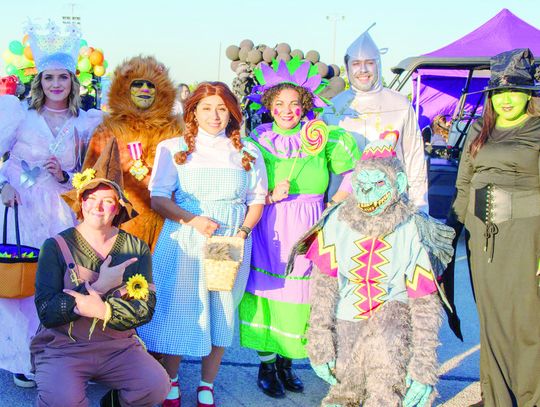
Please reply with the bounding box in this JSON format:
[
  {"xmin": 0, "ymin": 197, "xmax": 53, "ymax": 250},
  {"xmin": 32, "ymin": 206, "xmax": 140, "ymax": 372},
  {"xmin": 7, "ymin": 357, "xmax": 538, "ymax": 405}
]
[
  {"xmin": 389, "ymin": 8, "xmax": 540, "ymax": 130},
  {"xmin": 388, "ymin": 9, "xmax": 540, "ymax": 218}
]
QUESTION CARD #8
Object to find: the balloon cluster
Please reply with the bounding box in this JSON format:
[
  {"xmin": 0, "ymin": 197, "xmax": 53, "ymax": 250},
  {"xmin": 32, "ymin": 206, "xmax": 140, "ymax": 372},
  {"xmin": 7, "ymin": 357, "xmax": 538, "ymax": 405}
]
[
  {"xmin": 76, "ymin": 39, "xmax": 108, "ymax": 87},
  {"xmin": 226, "ymin": 40, "xmax": 346, "ymax": 99},
  {"xmin": 1, "ymin": 36, "xmax": 108, "ymax": 88},
  {"xmin": 2, "ymin": 35, "xmax": 37, "ymax": 84}
]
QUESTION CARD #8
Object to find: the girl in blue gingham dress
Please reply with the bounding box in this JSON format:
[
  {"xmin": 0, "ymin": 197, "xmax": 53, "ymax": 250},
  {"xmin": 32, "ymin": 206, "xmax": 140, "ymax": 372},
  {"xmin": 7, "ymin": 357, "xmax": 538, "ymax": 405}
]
[
  {"xmin": 137, "ymin": 82, "xmax": 267, "ymax": 406},
  {"xmin": 139, "ymin": 136, "xmax": 265, "ymax": 354}
]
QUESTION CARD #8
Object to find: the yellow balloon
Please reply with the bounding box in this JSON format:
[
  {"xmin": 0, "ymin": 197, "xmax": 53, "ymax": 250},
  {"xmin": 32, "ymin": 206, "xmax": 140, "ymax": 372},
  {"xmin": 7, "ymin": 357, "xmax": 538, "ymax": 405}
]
[
  {"xmin": 2, "ymin": 50, "xmax": 15, "ymax": 64},
  {"xmin": 23, "ymin": 46, "xmax": 33, "ymax": 61},
  {"xmin": 12, "ymin": 55, "xmax": 24, "ymax": 69},
  {"xmin": 93, "ymin": 65, "xmax": 105, "ymax": 77},
  {"xmin": 20, "ymin": 56, "xmax": 34, "ymax": 69}
]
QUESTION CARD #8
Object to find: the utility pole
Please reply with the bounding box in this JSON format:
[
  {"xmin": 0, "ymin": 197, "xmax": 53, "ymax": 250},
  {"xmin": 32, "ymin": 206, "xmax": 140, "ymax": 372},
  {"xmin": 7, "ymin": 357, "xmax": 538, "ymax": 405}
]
[
  {"xmin": 62, "ymin": 2, "xmax": 81, "ymax": 26},
  {"xmin": 326, "ymin": 14, "xmax": 345, "ymax": 65},
  {"xmin": 217, "ymin": 42, "xmax": 222, "ymax": 81}
]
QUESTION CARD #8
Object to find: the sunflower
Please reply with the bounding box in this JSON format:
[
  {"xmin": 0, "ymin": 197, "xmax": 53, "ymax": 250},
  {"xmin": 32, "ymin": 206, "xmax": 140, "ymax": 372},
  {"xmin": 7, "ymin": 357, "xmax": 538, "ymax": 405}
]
[
  {"xmin": 72, "ymin": 168, "xmax": 97, "ymax": 190},
  {"xmin": 126, "ymin": 273, "xmax": 149, "ymax": 300}
]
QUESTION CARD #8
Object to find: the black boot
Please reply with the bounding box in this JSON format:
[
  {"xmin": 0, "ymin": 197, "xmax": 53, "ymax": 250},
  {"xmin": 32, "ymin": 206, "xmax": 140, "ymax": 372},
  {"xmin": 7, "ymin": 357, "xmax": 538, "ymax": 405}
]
[
  {"xmin": 257, "ymin": 362, "xmax": 286, "ymax": 398},
  {"xmin": 100, "ymin": 389, "xmax": 120, "ymax": 407},
  {"xmin": 276, "ymin": 355, "xmax": 304, "ymax": 392}
]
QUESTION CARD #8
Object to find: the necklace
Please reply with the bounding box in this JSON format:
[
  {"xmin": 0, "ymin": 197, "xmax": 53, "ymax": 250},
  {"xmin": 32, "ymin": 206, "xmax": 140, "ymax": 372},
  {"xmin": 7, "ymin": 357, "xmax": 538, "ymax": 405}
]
[
  {"xmin": 43, "ymin": 105, "xmax": 69, "ymax": 113},
  {"xmin": 42, "ymin": 108, "xmax": 71, "ymax": 137}
]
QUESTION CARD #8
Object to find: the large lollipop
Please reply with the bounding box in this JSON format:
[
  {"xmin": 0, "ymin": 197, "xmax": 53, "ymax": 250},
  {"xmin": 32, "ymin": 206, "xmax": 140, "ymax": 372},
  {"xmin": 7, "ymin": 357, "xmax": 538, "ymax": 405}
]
[
  {"xmin": 301, "ymin": 119, "xmax": 328, "ymax": 155},
  {"xmin": 288, "ymin": 119, "xmax": 329, "ymax": 180}
]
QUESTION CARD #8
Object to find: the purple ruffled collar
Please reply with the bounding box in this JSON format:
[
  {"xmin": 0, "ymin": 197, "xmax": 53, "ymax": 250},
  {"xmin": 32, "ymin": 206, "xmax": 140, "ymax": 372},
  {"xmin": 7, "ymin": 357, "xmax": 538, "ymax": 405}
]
[{"xmin": 250, "ymin": 122, "xmax": 309, "ymax": 159}]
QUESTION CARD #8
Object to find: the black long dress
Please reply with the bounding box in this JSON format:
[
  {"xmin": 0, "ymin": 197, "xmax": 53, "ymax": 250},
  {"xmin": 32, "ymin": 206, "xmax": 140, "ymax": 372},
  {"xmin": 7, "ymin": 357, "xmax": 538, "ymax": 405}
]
[{"xmin": 453, "ymin": 116, "xmax": 540, "ymax": 406}]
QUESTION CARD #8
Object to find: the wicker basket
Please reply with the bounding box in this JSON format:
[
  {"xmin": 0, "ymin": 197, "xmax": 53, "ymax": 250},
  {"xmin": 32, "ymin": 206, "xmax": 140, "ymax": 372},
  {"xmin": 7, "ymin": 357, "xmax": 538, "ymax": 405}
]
[{"xmin": 203, "ymin": 235, "xmax": 244, "ymax": 291}]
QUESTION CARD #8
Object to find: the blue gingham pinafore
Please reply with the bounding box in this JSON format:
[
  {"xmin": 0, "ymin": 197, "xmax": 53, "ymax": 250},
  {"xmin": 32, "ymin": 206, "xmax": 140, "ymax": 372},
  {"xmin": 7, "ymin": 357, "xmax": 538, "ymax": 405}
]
[{"xmin": 137, "ymin": 163, "xmax": 252, "ymax": 357}]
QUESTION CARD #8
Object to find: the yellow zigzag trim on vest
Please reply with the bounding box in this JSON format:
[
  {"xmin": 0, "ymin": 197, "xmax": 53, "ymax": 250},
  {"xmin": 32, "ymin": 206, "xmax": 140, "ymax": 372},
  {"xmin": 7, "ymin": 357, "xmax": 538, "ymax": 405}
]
[
  {"xmin": 364, "ymin": 145, "xmax": 394, "ymax": 155},
  {"xmin": 349, "ymin": 236, "xmax": 391, "ymax": 319},
  {"xmin": 406, "ymin": 264, "xmax": 435, "ymax": 292},
  {"xmin": 316, "ymin": 232, "xmax": 339, "ymax": 271}
]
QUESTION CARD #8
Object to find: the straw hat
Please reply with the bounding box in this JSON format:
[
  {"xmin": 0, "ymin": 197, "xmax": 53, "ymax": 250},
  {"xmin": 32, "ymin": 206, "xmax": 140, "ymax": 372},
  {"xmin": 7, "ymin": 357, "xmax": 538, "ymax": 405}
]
[{"xmin": 62, "ymin": 137, "xmax": 138, "ymax": 225}]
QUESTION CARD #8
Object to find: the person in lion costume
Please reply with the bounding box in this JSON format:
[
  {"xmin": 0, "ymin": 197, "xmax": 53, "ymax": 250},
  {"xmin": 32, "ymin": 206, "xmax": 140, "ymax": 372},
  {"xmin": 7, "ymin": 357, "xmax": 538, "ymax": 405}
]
[{"xmin": 84, "ymin": 56, "xmax": 182, "ymax": 250}]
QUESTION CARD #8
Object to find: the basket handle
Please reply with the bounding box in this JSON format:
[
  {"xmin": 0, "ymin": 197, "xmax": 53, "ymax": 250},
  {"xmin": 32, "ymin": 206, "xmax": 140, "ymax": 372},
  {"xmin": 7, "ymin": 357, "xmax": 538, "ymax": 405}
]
[{"xmin": 3, "ymin": 204, "xmax": 22, "ymax": 258}]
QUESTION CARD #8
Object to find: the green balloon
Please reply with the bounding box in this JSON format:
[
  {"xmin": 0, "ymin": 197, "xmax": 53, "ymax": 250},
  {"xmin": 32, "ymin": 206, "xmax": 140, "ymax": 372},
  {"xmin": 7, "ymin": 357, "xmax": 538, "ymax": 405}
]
[
  {"xmin": 5, "ymin": 64, "xmax": 18, "ymax": 75},
  {"xmin": 80, "ymin": 39, "xmax": 88, "ymax": 47},
  {"xmin": 20, "ymin": 73, "xmax": 34, "ymax": 84},
  {"xmin": 78, "ymin": 72, "xmax": 92, "ymax": 86},
  {"xmin": 77, "ymin": 57, "xmax": 92, "ymax": 73},
  {"xmin": 103, "ymin": 60, "xmax": 108, "ymax": 69},
  {"xmin": 8, "ymin": 40, "xmax": 24, "ymax": 55}
]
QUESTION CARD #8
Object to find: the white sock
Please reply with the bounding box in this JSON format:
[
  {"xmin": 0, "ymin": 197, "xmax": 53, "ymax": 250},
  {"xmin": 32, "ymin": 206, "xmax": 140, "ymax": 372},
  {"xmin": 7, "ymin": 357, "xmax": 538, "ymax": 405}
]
[
  {"xmin": 166, "ymin": 375, "xmax": 180, "ymax": 400},
  {"xmin": 258, "ymin": 352, "xmax": 277, "ymax": 363},
  {"xmin": 198, "ymin": 380, "xmax": 214, "ymax": 404}
]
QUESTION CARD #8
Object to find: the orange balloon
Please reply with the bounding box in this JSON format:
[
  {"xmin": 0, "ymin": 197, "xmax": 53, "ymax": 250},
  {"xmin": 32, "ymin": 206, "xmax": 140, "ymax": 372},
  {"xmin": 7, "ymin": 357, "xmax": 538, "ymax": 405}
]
[
  {"xmin": 80, "ymin": 46, "xmax": 92, "ymax": 57},
  {"xmin": 89, "ymin": 50, "xmax": 104, "ymax": 66},
  {"xmin": 23, "ymin": 46, "xmax": 33, "ymax": 61},
  {"xmin": 22, "ymin": 34, "xmax": 29, "ymax": 45},
  {"xmin": 93, "ymin": 65, "xmax": 105, "ymax": 77}
]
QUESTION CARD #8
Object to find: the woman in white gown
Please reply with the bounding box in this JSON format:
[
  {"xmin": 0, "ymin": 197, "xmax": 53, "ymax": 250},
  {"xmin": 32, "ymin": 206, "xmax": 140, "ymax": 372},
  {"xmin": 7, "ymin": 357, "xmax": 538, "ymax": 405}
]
[{"xmin": 0, "ymin": 21, "xmax": 102, "ymax": 387}]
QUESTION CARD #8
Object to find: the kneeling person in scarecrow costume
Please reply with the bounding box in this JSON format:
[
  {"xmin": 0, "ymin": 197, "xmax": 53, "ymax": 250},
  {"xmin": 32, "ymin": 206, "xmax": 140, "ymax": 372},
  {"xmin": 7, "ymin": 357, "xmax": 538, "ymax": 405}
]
[
  {"xmin": 291, "ymin": 140, "xmax": 454, "ymax": 407},
  {"xmin": 30, "ymin": 138, "xmax": 169, "ymax": 407}
]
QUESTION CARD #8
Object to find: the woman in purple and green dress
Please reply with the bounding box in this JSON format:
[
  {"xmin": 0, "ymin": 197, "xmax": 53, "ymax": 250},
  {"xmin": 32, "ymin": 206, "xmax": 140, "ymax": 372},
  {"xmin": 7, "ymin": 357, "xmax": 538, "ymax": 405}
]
[{"xmin": 238, "ymin": 59, "xmax": 359, "ymax": 398}]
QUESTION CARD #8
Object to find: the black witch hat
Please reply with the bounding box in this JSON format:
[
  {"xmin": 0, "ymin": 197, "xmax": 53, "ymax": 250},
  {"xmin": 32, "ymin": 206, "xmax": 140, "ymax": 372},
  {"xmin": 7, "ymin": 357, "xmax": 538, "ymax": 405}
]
[{"xmin": 484, "ymin": 48, "xmax": 539, "ymax": 93}]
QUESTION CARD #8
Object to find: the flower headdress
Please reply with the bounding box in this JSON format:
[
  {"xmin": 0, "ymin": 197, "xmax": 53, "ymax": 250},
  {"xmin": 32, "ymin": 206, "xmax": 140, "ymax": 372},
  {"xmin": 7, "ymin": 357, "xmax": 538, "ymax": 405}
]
[
  {"xmin": 247, "ymin": 56, "xmax": 330, "ymax": 119},
  {"xmin": 25, "ymin": 19, "xmax": 81, "ymax": 73}
]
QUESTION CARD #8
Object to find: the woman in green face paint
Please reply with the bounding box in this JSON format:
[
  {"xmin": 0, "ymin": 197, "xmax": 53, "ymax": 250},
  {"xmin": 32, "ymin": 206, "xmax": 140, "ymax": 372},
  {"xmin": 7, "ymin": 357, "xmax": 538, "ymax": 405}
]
[{"xmin": 451, "ymin": 48, "xmax": 540, "ymax": 406}]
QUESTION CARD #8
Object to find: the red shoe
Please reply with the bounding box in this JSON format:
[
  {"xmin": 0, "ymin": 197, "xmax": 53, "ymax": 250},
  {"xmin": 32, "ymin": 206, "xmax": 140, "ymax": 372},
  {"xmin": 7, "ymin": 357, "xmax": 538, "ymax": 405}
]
[
  {"xmin": 162, "ymin": 380, "xmax": 181, "ymax": 407},
  {"xmin": 196, "ymin": 385, "xmax": 215, "ymax": 407},
  {"xmin": 162, "ymin": 395, "xmax": 180, "ymax": 407}
]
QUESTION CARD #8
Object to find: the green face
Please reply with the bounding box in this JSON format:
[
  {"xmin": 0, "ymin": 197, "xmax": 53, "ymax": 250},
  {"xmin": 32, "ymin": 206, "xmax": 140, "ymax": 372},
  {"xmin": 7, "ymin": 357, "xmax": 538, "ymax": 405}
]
[
  {"xmin": 492, "ymin": 90, "xmax": 530, "ymax": 126},
  {"xmin": 352, "ymin": 169, "xmax": 407, "ymax": 216}
]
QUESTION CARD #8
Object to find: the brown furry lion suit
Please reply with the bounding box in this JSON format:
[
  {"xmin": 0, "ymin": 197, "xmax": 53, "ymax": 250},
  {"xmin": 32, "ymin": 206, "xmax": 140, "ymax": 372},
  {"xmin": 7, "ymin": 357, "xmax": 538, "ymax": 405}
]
[{"xmin": 84, "ymin": 56, "xmax": 181, "ymax": 251}]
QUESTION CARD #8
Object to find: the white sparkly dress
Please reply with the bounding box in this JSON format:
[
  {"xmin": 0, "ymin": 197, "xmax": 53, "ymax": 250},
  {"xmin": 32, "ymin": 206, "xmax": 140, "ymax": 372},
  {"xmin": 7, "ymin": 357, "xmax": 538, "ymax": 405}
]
[{"xmin": 0, "ymin": 95, "xmax": 102, "ymax": 375}]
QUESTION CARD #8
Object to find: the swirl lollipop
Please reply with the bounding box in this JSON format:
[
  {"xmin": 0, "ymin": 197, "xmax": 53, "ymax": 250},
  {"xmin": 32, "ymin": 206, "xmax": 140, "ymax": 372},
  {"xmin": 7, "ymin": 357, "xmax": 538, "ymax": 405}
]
[
  {"xmin": 301, "ymin": 119, "xmax": 329, "ymax": 156},
  {"xmin": 288, "ymin": 119, "xmax": 329, "ymax": 180}
]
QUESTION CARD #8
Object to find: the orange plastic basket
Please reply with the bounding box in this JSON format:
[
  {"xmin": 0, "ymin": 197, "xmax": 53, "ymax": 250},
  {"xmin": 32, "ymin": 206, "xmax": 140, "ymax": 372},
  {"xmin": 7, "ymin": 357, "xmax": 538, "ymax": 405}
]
[{"xmin": 0, "ymin": 206, "xmax": 39, "ymax": 298}]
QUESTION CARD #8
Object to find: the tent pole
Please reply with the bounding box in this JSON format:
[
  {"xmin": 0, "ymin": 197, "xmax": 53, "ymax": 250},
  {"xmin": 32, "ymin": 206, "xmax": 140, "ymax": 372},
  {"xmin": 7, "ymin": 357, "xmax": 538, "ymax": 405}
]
[{"xmin": 415, "ymin": 73, "xmax": 421, "ymax": 122}]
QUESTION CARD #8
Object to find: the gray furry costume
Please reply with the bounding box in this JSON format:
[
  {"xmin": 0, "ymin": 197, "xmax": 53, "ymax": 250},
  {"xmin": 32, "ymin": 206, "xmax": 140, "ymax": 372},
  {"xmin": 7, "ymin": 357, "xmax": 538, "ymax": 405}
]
[{"xmin": 288, "ymin": 141, "xmax": 454, "ymax": 407}]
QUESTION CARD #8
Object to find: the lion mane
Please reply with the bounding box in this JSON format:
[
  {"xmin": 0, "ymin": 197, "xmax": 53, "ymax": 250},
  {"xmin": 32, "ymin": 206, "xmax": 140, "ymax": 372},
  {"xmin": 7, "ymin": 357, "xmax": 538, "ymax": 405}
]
[{"xmin": 84, "ymin": 56, "xmax": 182, "ymax": 251}]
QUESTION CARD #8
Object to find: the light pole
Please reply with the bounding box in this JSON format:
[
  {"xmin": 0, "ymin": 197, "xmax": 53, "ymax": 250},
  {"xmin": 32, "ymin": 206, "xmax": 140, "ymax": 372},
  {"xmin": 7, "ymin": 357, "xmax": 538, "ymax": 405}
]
[
  {"xmin": 326, "ymin": 14, "xmax": 345, "ymax": 65},
  {"xmin": 62, "ymin": 2, "xmax": 81, "ymax": 26},
  {"xmin": 217, "ymin": 42, "xmax": 222, "ymax": 81}
]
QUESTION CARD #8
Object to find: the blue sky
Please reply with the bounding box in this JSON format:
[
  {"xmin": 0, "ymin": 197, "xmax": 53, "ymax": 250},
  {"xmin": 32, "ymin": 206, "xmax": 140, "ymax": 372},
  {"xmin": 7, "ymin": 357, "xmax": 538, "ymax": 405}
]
[{"xmin": 1, "ymin": 0, "xmax": 539, "ymax": 88}]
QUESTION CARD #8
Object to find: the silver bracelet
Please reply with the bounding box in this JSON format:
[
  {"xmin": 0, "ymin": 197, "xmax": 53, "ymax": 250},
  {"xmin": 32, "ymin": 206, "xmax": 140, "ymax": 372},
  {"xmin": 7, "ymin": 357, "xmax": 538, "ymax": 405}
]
[{"xmin": 238, "ymin": 225, "xmax": 252, "ymax": 236}]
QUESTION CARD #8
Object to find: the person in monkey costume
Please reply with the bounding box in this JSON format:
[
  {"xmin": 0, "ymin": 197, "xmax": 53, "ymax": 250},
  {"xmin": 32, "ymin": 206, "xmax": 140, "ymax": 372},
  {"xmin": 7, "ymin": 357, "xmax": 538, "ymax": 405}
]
[
  {"xmin": 289, "ymin": 140, "xmax": 455, "ymax": 407},
  {"xmin": 84, "ymin": 56, "xmax": 182, "ymax": 251}
]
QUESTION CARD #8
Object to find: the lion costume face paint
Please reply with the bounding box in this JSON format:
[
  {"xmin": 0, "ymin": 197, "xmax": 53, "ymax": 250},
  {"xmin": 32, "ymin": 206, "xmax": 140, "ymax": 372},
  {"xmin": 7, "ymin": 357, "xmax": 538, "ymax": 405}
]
[{"xmin": 130, "ymin": 79, "xmax": 156, "ymax": 109}]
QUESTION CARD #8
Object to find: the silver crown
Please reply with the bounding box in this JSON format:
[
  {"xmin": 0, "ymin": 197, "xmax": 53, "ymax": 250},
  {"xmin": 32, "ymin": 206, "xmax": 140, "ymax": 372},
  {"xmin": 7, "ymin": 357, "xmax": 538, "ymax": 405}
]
[{"xmin": 25, "ymin": 20, "xmax": 81, "ymax": 73}]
